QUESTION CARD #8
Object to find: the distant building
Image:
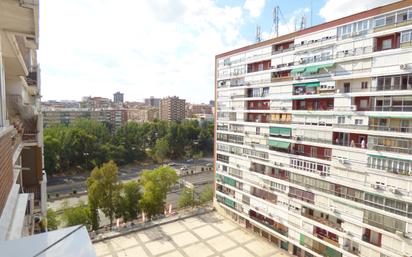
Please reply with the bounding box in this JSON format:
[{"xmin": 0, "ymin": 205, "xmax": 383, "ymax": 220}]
[
  {"xmin": 160, "ymin": 96, "xmax": 185, "ymax": 122},
  {"xmin": 113, "ymin": 92, "xmax": 124, "ymax": 103},
  {"xmin": 127, "ymin": 107, "xmax": 159, "ymax": 123},
  {"xmin": 191, "ymin": 104, "xmax": 213, "ymax": 115},
  {"xmin": 43, "ymin": 108, "xmax": 128, "ymax": 132},
  {"xmin": 144, "ymin": 96, "xmax": 161, "ymax": 107},
  {"xmin": 81, "ymin": 96, "xmax": 111, "ymax": 109},
  {"xmin": 42, "ymin": 100, "xmax": 80, "ymax": 109},
  {"xmin": 209, "ymin": 100, "xmax": 215, "ymax": 106}
]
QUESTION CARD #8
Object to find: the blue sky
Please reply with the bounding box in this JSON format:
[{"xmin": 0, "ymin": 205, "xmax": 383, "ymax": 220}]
[{"xmin": 39, "ymin": 0, "xmax": 398, "ymax": 103}]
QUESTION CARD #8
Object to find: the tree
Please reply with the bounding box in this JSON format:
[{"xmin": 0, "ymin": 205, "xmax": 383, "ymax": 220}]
[
  {"xmin": 62, "ymin": 202, "xmax": 90, "ymax": 227},
  {"xmin": 152, "ymin": 138, "xmax": 169, "ymax": 164},
  {"xmin": 178, "ymin": 187, "xmax": 195, "ymax": 208},
  {"xmin": 118, "ymin": 181, "xmax": 141, "ymax": 222},
  {"xmin": 46, "ymin": 208, "xmax": 60, "ymax": 230},
  {"xmin": 139, "ymin": 166, "xmax": 178, "ymax": 218},
  {"xmin": 199, "ymin": 185, "xmax": 213, "ymax": 204},
  {"xmin": 87, "ymin": 160, "xmax": 121, "ymax": 229},
  {"xmin": 44, "ymin": 135, "xmax": 61, "ymax": 174}
]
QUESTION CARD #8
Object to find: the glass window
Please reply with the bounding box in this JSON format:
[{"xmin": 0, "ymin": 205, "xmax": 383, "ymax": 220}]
[
  {"xmin": 382, "ymin": 39, "xmax": 393, "ymax": 50},
  {"xmin": 401, "ymin": 31, "xmax": 411, "ymax": 43},
  {"xmin": 386, "ymin": 15, "xmax": 395, "ymax": 25},
  {"xmin": 361, "ymin": 81, "xmax": 368, "ymax": 89},
  {"xmin": 375, "ymin": 17, "xmax": 385, "ymax": 27},
  {"xmin": 397, "ymin": 12, "xmax": 408, "ymax": 23}
]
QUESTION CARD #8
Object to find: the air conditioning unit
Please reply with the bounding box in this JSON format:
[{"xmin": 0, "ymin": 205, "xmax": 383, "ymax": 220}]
[
  {"xmin": 298, "ymin": 59, "xmax": 304, "ymax": 64},
  {"xmin": 371, "ymin": 184, "xmax": 382, "ymax": 190},
  {"xmin": 400, "ymin": 64, "xmax": 409, "ymax": 70},
  {"xmin": 403, "ymin": 232, "xmax": 412, "ymax": 239},
  {"xmin": 389, "ymin": 187, "xmax": 400, "ymax": 194},
  {"xmin": 346, "ymin": 231, "xmax": 353, "ymax": 236}
]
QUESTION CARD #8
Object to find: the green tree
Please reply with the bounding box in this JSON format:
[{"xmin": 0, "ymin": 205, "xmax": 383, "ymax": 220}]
[
  {"xmin": 118, "ymin": 181, "xmax": 141, "ymax": 222},
  {"xmin": 178, "ymin": 187, "xmax": 195, "ymax": 208},
  {"xmin": 44, "ymin": 135, "xmax": 61, "ymax": 174},
  {"xmin": 46, "ymin": 208, "xmax": 60, "ymax": 230},
  {"xmin": 62, "ymin": 202, "xmax": 90, "ymax": 227},
  {"xmin": 199, "ymin": 185, "xmax": 213, "ymax": 204},
  {"xmin": 139, "ymin": 166, "xmax": 178, "ymax": 218},
  {"xmin": 87, "ymin": 160, "xmax": 121, "ymax": 228},
  {"xmin": 152, "ymin": 138, "xmax": 170, "ymax": 164}
]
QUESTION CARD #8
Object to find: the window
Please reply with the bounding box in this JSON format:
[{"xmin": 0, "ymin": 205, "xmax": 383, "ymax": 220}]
[
  {"xmin": 360, "ymin": 99, "xmax": 368, "ymax": 109},
  {"xmin": 310, "ymin": 147, "xmax": 317, "ymax": 158},
  {"xmin": 344, "ymin": 82, "xmax": 351, "ymax": 93},
  {"xmin": 297, "ymin": 145, "xmax": 304, "ymax": 153},
  {"xmin": 324, "ymin": 149, "xmax": 331, "ymax": 157},
  {"xmin": 337, "ymin": 116, "xmax": 345, "ymax": 124},
  {"xmin": 374, "ymin": 17, "xmax": 385, "ymax": 27},
  {"xmin": 361, "ymin": 81, "xmax": 368, "ymax": 89},
  {"xmin": 256, "ymin": 127, "xmax": 260, "ymax": 135},
  {"xmin": 397, "ymin": 12, "xmax": 408, "ymax": 23},
  {"xmin": 258, "ymin": 63, "xmax": 264, "ymax": 71},
  {"xmin": 401, "ymin": 30, "xmax": 412, "ymax": 43},
  {"xmin": 355, "ymin": 119, "xmax": 363, "ymax": 125},
  {"xmin": 382, "ymin": 39, "xmax": 392, "ymax": 50}
]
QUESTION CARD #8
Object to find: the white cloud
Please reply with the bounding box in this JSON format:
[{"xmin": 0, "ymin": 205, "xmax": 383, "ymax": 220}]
[
  {"xmin": 319, "ymin": 0, "xmax": 399, "ymax": 21},
  {"xmin": 243, "ymin": 0, "xmax": 266, "ymax": 18},
  {"xmin": 39, "ymin": 0, "xmax": 247, "ymax": 103}
]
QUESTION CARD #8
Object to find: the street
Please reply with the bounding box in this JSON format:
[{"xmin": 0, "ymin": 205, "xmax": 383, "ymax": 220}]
[{"xmin": 47, "ymin": 157, "xmax": 213, "ymax": 196}]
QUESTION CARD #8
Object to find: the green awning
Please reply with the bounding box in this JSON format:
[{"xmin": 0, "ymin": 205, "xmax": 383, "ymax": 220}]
[
  {"xmin": 368, "ymin": 154, "xmax": 412, "ymax": 162},
  {"xmin": 223, "ymin": 176, "xmax": 236, "ymax": 187},
  {"xmin": 292, "ymin": 67, "xmax": 306, "ymax": 74},
  {"xmin": 304, "ymin": 63, "xmax": 335, "ymax": 74},
  {"xmin": 279, "ymin": 127, "xmax": 291, "ymax": 136},
  {"xmin": 270, "ymin": 127, "xmax": 280, "ymax": 135},
  {"xmin": 270, "ymin": 127, "xmax": 291, "ymax": 136},
  {"xmin": 268, "ymin": 139, "xmax": 290, "ymax": 149},
  {"xmin": 224, "ymin": 198, "xmax": 235, "ymax": 208},
  {"xmin": 305, "ymin": 65, "xmax": 321, "ymax": 73},
  {"xmin": 293, "ymin": 82, "xmax": 320, "ymax": 87}
]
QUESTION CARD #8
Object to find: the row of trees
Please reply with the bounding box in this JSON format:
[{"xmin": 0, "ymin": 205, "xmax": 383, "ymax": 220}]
[
  {"xmin": 48, "ymin": 161, "xmax": 212, "ymax": 230},
  {"xmin": 44, "ymin": 119, "xmax": 214, "ymax": 174}
]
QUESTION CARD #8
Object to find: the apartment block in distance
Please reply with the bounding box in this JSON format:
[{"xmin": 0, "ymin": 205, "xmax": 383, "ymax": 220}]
[
  {"xmin": 160, "ymin": 96, "xmax": 185, "ymax": 122},
  {"xmin": 0, "ymin": 0, "xmax": 46, "ymax": 240},
  {"xmin": 215, "ymin": 1, "xmax": 412, "ymax": 257}
]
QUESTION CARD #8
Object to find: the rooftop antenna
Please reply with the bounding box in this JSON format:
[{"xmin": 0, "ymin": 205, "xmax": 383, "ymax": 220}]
[
  {"xmin": 272, "ymin": 6, "xmax": 280, "ymax": 37},
  {"xmin": 300, "ymin": 13, "xmax": 306, "ymax": 30},
  {"xmin": 256, "ymin": 25, "xmax": 262, "ymax": 43},
  {"xmin": 310, "ymin": 0, "xmax": 313, "ymax": 27}
]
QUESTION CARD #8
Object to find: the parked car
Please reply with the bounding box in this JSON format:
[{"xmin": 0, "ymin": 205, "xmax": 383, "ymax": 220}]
[
  {"xmin": 186, "ymin": 159, "xmax": 193, "ymax": 163},
  {"xmin": 168, "ymin": 162, "xmax": 176, "ymax": 166}
]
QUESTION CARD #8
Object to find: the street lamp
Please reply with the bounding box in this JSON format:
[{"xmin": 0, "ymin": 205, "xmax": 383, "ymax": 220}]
[{"xmin": 83, "ymin": 152, "xmax": 89, "ymax": 171}]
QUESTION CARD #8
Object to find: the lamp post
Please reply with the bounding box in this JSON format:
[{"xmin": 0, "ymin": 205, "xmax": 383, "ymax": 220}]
[{"xmin": 83, "ymin": 152, "xmax": 89, "ymax": 171}]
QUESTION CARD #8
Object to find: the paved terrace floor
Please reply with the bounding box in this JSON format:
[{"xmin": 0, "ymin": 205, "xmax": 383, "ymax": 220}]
[{"xmin": 94, "ymin": 211, "xmax": 291, "ymax": 257}]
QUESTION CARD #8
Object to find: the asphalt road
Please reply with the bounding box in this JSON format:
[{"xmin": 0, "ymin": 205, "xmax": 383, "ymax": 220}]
[{"xmin": 47, "ymin": 158, "xmax": 213, "ymax": 195}]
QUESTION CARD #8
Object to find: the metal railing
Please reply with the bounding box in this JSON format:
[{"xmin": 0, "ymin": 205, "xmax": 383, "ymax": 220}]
[{"xmin": 368, "ymin": 125, "xmax": 412, "ymax": 133}]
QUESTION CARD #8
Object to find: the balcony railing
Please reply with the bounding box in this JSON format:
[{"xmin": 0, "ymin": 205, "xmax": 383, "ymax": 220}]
[
  {"xmin": 376, "ymin": 84, "xmax": 412, "ymax": 91},
  {"xmin": 369, "ymin": 145, "xmax": 412, "ymax": 155},
  {"xmin": 371, "ymin": 106, "xmax": 412, "ymax": 112},
  {"xmin": 315, "ymin": 233, "xmax": 340, "ymax": 247},
  {"xmin": 369, "ymin": 125, "xmax": 412, "ymax": 133},
  {"xmin": 302, "ymin": 212, "xmax": 343, "ymax": 232},
  {"xmin": 271, "ymin": 76, "xmax": 292, "ymax": 83},
  {"xmin": 291, "ymin": 150, "xmax": 331, "ymax": 161}
]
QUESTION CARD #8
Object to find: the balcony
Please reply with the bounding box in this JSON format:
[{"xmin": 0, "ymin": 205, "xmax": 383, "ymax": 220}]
[
  {"xmin": 247, "ymin": 87, "xmax": 269, "ymax": 98},
  {"xmin": 272, "ymin": 41, "xmax": 294, "ymax": 55},
  {"xmin": 376, "ymin": 74, "xmax": 412, "ymax": 91},
  {"xmin": 292, "ymin": 98, "xmax": 334, "ymax": 111},
  {"xmin": 251, "ymin": 187, "xmax": 277, "ymax": 204},
  {"xmin": 368, "ymin": 136, "xmax": 412, "ymax": 154},
  {"xmin": 369, "ymin": 117, "xmax": 412, "ymax": 133},
  {"xmin": 374, "ymin": 33, "xmax": 400, "ymax": 52},
  {"xmin": 249, "ymin": 210, "xmax": 288, "ymax": 236},
  {"xmin": 271, "ymin": 70, "xmax": 292, "ymax": 83},
  {"xmin": 362, "ymin": 228, "xmax": 381, "ymax": 247},
  {"xmin": 313, "ymin": 226, "xmax": 339, "ymax": 247},
  {"xmin": 247, "ymin": 100, "xmax": 270, "ymax": 110},
  {"xmin": 250, "ymin": 163, "xmax": 290, "ymax": 181},
  {"xmin": 333, "ymin": 132, "xmax": 368, "ymax": 149},
  {"xmin": 302, "ymin": 207, "xmax": 343, "ymax": 232},
  {"xmin": 247, "ymin": 60, "xmax": 271, "ymax": 73}
]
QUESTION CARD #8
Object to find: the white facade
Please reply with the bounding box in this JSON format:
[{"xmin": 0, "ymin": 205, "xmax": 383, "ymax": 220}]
[{"xmin": 215, "ymin": 2, "xmax": 412, "ymax": 257}]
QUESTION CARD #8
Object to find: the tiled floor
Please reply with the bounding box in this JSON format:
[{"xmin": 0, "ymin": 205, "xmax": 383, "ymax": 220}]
[{"xmin": 94, "ymin": 212, "xmax": 291, "ymax": 257}]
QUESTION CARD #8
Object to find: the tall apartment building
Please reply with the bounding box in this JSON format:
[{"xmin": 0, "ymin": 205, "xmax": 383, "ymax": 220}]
[
  {"xmin": 144, "ymin": 96, "xmax": 161, "ymax": 107},
  {"xmin": 215, "ymin": 1, "xmax": 412, "ymax": 257},
  {"xmin": 113, "ymin": 91, "xmax": 124, "ymax": 103},
  {"xmin": 160, "ymin": 96, "xmax": 185, "ymax": 122},
  {"xmin": 0, "ymin": 0, "xmax": 46, "ymax": 240}
]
